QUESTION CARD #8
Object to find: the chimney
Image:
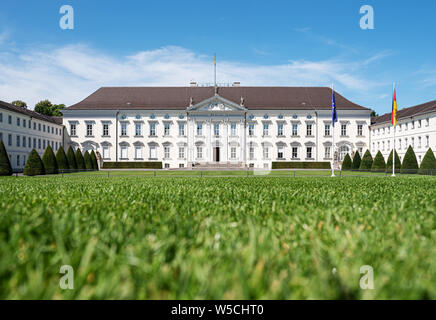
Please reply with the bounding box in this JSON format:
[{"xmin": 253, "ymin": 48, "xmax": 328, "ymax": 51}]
[
  {"xmin": 232, "ymin": 82, "xmax": 241, "ymax": 87},
  {"xmin": 190, "ymin": 81, "xmax": 197, "ymax": 87}
]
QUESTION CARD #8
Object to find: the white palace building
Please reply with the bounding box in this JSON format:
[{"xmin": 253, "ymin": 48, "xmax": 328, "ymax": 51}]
[{"xmin": 61, "ymin": 84, "xmax": 372, "ymax": 169}]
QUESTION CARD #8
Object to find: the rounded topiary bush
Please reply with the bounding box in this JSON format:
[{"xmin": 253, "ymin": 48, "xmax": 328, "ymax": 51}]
[
  {"xmin": 386, "ymin": 149, "xmax": 401, "ymax": 173},
  {"xmin": 419, "ymin": 148, "xmax": 436, "ymax": 175},
  {"xmin": 359, "ymin": 150, "xmax": 373, "ymax": 171},
  {"xmin": 24, "ymin": 149, "xmax": 45, "ymax": 176},
  {"xmin": 352, "ymin": 151, "xmax": 361, "ymax": 170},
  {"xmin": 66, "ymin": 146, "xmax": 77, "ymax": 171},
  {"xmin": 42, "ymin": 145, "xmax": 58, "ymax": 174},
  {"xmin": 0, "ymin": 140, "xmax": 12, "ymax": 176},
  {"xmin": 56, "ymin": 146, "xmax": 69, "ymax": 172},
  {"xmin": 401, "ymin": 146, "xmax": 419, "ymax": 174},
  {"xmin": 84, "ymin": 151, "xmax": 93, "ymax": 170},
  {"xmin": 371, "ymin": 151, "xmax": 386, "ymax": 172},
  {"xmin": 75, "ymin": 148, "xmax": 86, "ymax": 170},
  {"xmin": 341, "ymin": 154, "xmax": 353, "ymax": 170},
  {"xmin": 90, "ymin": 150, "xmax": 99, "ymax": 170}
]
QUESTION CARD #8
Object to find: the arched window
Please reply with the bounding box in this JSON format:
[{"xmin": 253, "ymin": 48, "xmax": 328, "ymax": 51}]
[{"xmin": 338, "ymin": 145, "xmax": 350, "ymax": 161}]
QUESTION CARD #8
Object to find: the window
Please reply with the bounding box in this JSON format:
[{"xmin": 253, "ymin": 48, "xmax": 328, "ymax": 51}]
[
  {"xmin": 398, "ymin": 139, "xmax": 401, "ymax": 150},
  {"xmin": 28, "ymin": 137, "xmax": 31, "ymax": 148},
  {"xmin": 357, "ymin": 124, "xmax": 363, "ymax": 136},
  {"xmin": 43, "ymin": 140, "xmax": 46, "ymax": 149},
  {"xmin": 164, "ymin": 146, "xmax": 170, "ymax": 159},
  {"xmin": 411, "ymin": 121, "xmax": 415, "ymax": 129},
  {"xmin": 70, "ymin": 124, "xmax": 76, "ymax": 136},
  {"xmin": 17, "ymin": 155, "xmax": 20, "ymax": 167},
  {"xmin": 56, "ymin": 128, "xmax": 58, "ymax": 135},
  {"xmin": 382, "ymin": 141, "xmax": 385, "ymax": 151},
  {"xmin": 43, "ymin": 125, "xmax": 46, "ymax": 132},
  {"xmin": 292, "ymin": 147, "xmax": 298, "ymax": 159},
  {"xmin": 164, "ymin": 123, "xmax": 170, "ymax": 136},
  {"xmin": 23, "ymin": 119, "xmax": 26, "ymax": 128},
  {"xmin": 231, "ymin": 147, "xmax": 237, "ymax": 159},
  {"xmin": 38, "ymin": 139, "xmax": 41, "ymax": 149},
  {"xmin": 249, "ymin": 147, "xmax": 255, "ymax": 160},
  {"xmin": 16, "ymin": 135, "xmax": 20, "ymax": 147},
  {"xmin": 306, "ymin": 147, "xmax": 313, "ymax": 159},
  {"xmin": 387, "ymin": 140, "xmax": 390, "ymax": 150},
  {"xmin": 178, "ymin": 123, "xmax": 185, "ymax": 136},
  {"xmin": 179, "ymin": 147, "xmax": 185, "ymax": 159},
  {"xmin": 0, "ymin": 113, "xmax": 2, "ymax": 122},
  {"xmin": 277, "ymin": 123, "xmax": 284, "ymax": 136},
  {"xmin": 120, "ymin": 146, "xmax": 128, "ymax": 159},
  {"xmin": 103, "ymin": 124, "xmax": 109, "ymax": 136},
  {"xmin": 405, "ymin": 138, "xmax": 408, "ymax": 149},
  {"xmin": 230, "ymin": 123, "xmax": 237, "ymax": 136},
  {"xmin": 179, "ymin": 164, "xmax": 185, "ymax": 168},
  {"xmin": 325, "ymin": 124, "xmax": 331, "ymax": 136},
  {"xmin": 33, "ymin": 138, "xmax": 36, "ymax": 149},
  {"xmin": 426, "ymin": 135, "xmax": 429, "ymax": 147},
  {"xmin": 426, "ymin": 118, "xmax": 429, "ymax": 127},
  {"xmin": 86, "ymin": 124, "xmax": 93, "ymax": 136},
  {"xmin": 149, "ymin": 145, "xmax": 157, "ymax": 159},
  {"xmin": 277, "ymin": 146, "xmax": 284, "ymax": 159},
  {"xmin": 325, "ymin": 146, "xmax": 331, "ymax": 159},
  {"xmin": 292, "ymin": 124, "xmax": 298, "ymax": 136},
  {"xmin": 338, "ymin": 145, "xmax": 350, "ymax": 161},
  {"xmin": 341, "ymin": 124, "xmax": 347, "ymax": 136},
  {"xmin": 418, "ymin": 136, "xmax": 422, "ymax": 148},
  {"xmin": 149, "ymin": 122, "xmax": 156, "ymax": 136},
  {"xmin": 55, "ymin": 142, "xmax": 58, "ymax": 150},
  {"xmin": 17, "ymin": 118, "xmax": 20, "ymax": 126},
  {"xmin": 418, "ymin": 120, "xmax": 422, "ymax": 128},
  {"xmin": 196, "ymin": 146, "xmax": 203, "ymax": 159},
  {"xmin": 164, "ymin": 163, "xmax": 170, "ymax": 169},
  {"xmin": 306, "ymin": 124, "xmax": 312, "ymax": 136},
  {"xmin": 103, "ymin": 146, "xmax": 109, "ymax": 159},
  {"xmin": 135, "ymin": 123, "xmax": 142, "ymax": 136},
  {"xmin": 214, "ymin": 123, "xmax": 220, "ymax": 136},
  {"xmin": 8, "ymin": 134, "xmax": 12, "ymax": 146},
  {"xmin": 121, "ymin": 123, "xmax": 127, "ymax": 136},
  {"xmin": 33, "ymin": 122, "xmax": 36, "ymax": 130},
  {"xmin": 0, "ymin": 132, "xmax": 2, "ymax": 142},
  {"xmin": 248, "ymin": 124, "xmax": 254, "ymax": 136},
  {"xmin": 377, "ymin": 142, "xmax": 380, "ymax": 151},
  {"xmin": 196, "ymin": 123, "xmax": 203, "ymax": 136},
  {"xmin": 263, "ymin": 124, "xmax": 269, "ymax": 136},
  {"xmin": 135, "ymin": 146, "xmax": 142, "ymax": 159},
  {"xmin": 8, "ymin": 115, "xmax": 12, "ymax": 124},
  {"xmin": 411, "ymin": 137, "xmax": 415, "ymax": 148}
]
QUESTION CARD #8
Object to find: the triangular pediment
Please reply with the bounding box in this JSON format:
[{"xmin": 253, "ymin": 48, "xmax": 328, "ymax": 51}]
[{"xmin": 187, "ymin": 95, "xmax": 247, "ymax": 111}]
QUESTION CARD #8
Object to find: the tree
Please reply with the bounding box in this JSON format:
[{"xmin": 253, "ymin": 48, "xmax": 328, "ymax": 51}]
[
  {"xmin": 23, "ymin": 149, "xmax": 45, "ymax": 176},
  {"xmin": 352, "ymin": 151, "xmax": 362, "ymax": 170},
  {"xmin": 90, "ymin": 150, "xmax": 99, "ymax": 170},
  {"xmin": 84, "ymin": 151, "xmax": 93, "ymax": 170},
  {"xmin": 401, "ymin": 146, "xmax": 419, "ymax": 174},
  {"xmin": 419, "ymin": 148, "xmax": 436, "ymax": 175},
  {"xmin": 370, "ymin": 111, "xmax": 379, "ymax": 117},
  {"xmin": 371, "ymin": 151, "xmax": 386, "ymax": 172},
  {"xmin": 359, "ymin": 150, "xmax": 373, "ymax": 171},
  {"xmin": 56, "ymin": 146, "xmax": 69, "ymax": 172},
  {"xmin": 75, "ymin": 148, "xmax": 86, "ymax": 170},
  {"xmin": 341, "ymin": 154, "xmax": 353, "ymax": 170},
  {"xmin": 66, "ymin": 146, "xmax": 77, "ymax": 170},
  {"xmin": 34, "ymin": 100, "xmax": 65, "ymax": 116},
  {"xmin": 42, "ymin": 145, "xmax": 58, "ymax": 174},
  {"xmin": 0, "ymin": 140, "xmax": 12, "ymax": 176},
  {"xmin": 386, "ymin": 150, "xmax": 401, "ymax": 173},
  {"xmin": 11, "ymin": 100, "xmax": 27, "ymax": 108}
]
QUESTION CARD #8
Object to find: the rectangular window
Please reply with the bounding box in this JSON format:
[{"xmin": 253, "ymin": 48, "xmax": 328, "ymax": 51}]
[
  {"xmin": 263, "ymin": 124, "xmax": 269, "ymax": 136},
  {"xmin": 164, "ymin": 123, "xmax": 170, "ymax": 136},
  {"xmin": 263, "ymin": 147, "xmax": 269, "ymax": 159},
  {"xmin": 121, "ymin": 123, "xmax": 127, "ymax": 136},
  {"xmin": 179, "ymin": 147, "xmax": 185, "ymax": 159},
  {"xmin": 248, "ymin": 124, "xmax": 254, "ymax": 136},
  {"xmin": 38, "ymin": 139, "xmax": 41, "ymax": 149},
  {"xmin": 103, "ymin": 124, "xmax": 109, "ymax": 136},
  {"xmin": 135, "ymin": 123, "xmax": 142, "ymax": 136},
  {"xmin": 230, "ymin": 123, "xmax": 237, "ymax": 136},
  {"xmin": 418, "ymin": 120, "xmax": 422, "ymax": 128},
  {"xmin": 16, "ymin": 135, "xmax": 20, "ymax": 147},
  {"xmin": 0, "ymin": 113, "xmax": 2, "ymax": 122},
  {"xmin": 382, "ymin": 141, "xmax": 385, "ymax": 151},
  {"xmin": 70, "ymin": 124, "xmax": 76, "ymax": 136},
  {"xmin": 418, "ymin": 136, "xmax": 422, "ymax": 148},
  {"xmin": 196, "ymin": 123, "xmax": 203, "ymax": 136},
  {"xmin": 306, "ymin": 124, "xmax": 312, "ymax": 136},
  {"xmin": 325, "ymin": 124, "xmax": 331, "ymax": 136},
  {"xmin": 231, "ymin": 147, "xmax": 237, "ymax": 159},
  {"xmin": 357, "ymin": 124, "xmax": 363, "ymax": 136},
  {"xmin": 56, "ymin": 128, "xmax": 58, "ymax": 135},
  {"xmin": 214, "ymin": 123, "xmax": 220, "ymax": 136},
  {"xmin": 426, "ymin": 135, "xmax": 429, "ymax": 147},
  {"xmin": 292, "ymin": 147, "xmax": 298, "ymax": 159},
  {"xmin": 426, "ymin": 118, "xmax": 430, "ymax": 126},
  {"xmin": 179, "ymin": 123, "xmax": 185, "ymax": 136},
  {"xmin": 8, "ymin": 134, "xmax": 12, "ymax": 146},
  {"xmin": 86, "ymin": 124, "xmax": 93, "ymax": 136},
  {"xmin": 55, "ymin": 142, "xmax": 58, "ymax": 150},
  {"xmin": 149, "ymin": 123, "xmax": 156, "ymax": 136},
  {"xmin": 411, "ymin": 137, "xmax": 415, "ymax": 148},
  {"xmin": 43, "ymin": 140, "xmax": 46, "ymax": 149},
  {"xmin": 33, "ymin": 122, "xmax": 36, "ymax": 130},
  {"xmin": 341, "ymin": 124, "xmax": 347, "ymax": 136},
  {"xmin": 120, "ymin": 146, "xmax": 128, "ymax": 159},
  {"xmin": 196, "ymin": 146, "xmax": 203, "ymax": 159},
  {"xmin": 292, "ymin": 124, "xmax": 298, "ymax": 136},
  {"xmin": 8, "ymin": 115, "xmax": 12, "ymax": 124},
  {"xmin": 17, "ymin": 118, "xmax": 20, "ymax": 126},
  {"xmin": 0, "ymin": 132, "xmax": 2, "ymax": 141},
  {"xmin": 33, "ymin": 138, "xmax": 36, "ymax": 149},
  {"xmin": 277, "ymin": 123, "xmax": 284, "ymax": 136},
  {"xmin": 23, "ymin": 119, "xmax": 26, "ymax": 128},
  {"xmin": 249, "ymin": 147, "xmax": 255, "ymax": 160},
  {"xmin": 307, "ymin": 147, "xmax": 312, "ymax": 159},
  {"xmin": 398, "ymin": 139, "xmax": 401, "ymax": 150},
  {"xmin": 277, "ymin": 146, "xmax": 284, "ymax": 159},
  {"xmin": 135, "ymin": 146, "xmax": 142, "ymax": 159},
  {"xmin": 43, "ymin": 124, "xmax": 46, "ymax": 132},
  {"xmin": 325, "ymin": 146, "xmax": 331, "ymax": 159},
  {"xmin": 17, "ymin": 155, "xmax": 20, "ymax": 166},
  {"xmin": 387, "ymin": 140, "xmax": 390, "ymax": 150},
  {"xmin": 103, "ymin": 146, "xmax": 109, "ymax": 159},
  {"xmin": 164, "ymin": 146, "xmax": 170, "ymax": 159}
]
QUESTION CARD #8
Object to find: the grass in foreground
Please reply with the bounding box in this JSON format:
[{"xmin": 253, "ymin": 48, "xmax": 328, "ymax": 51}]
[{"xmin": 0, "ymin": 176, "xmax": 435, "ymax": 299}]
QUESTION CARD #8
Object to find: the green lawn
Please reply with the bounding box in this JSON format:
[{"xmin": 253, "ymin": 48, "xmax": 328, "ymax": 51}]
[{"xmin": 0, "ymin": 176, "xmax": 435, "ymax": 299}]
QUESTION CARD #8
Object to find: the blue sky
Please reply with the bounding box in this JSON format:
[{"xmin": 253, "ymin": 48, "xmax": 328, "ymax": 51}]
[{"xmin": 0, "ymin": 0, "xmax": 435, "ymax": 115}]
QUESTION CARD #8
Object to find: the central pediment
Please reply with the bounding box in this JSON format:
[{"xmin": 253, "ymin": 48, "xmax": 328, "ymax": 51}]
[{"xmin": 187, "ymin": 95, "xmax": 247, "ymax": 112}]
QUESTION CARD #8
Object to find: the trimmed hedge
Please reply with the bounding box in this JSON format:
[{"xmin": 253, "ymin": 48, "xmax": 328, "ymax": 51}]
[
  {"xmin": 401, "ymin": 146, "xmax": 419, "ymax": 174},
  {"xmin": 84, "ymin": 151, "xmax": 93, "ymax": 170},
  {"xmin": 75, "ymin": 148, "xmax": 86, "ymax": 170},
  {"xmin": 371, "ymin": 151, "xmax": 386, "ymax": 172},
  {"xmin": 0, "ymin": 140, "xmax": 12, "ymax": 176},
  {"xmin": 386, "ymin": 149, "xmax": 401, "ymax": 172},
  {"xmin": 103, "ymin": 162, "xmax": 163, "ymax": 169},
  {"xmin": 271, "ymin": 162, "xmax": 331, "ymax": 169},
  {"xmin": 66, "ymin": 146, "xmax": 77, "ymax": 170},
  {"xmin": 341, "ymin": 154, "xmax": 353, "ymax": 170},
  {"xmin": 24, "ymin": 149, "xmax": 45, "ymax": 176},
  {"xmin": 352, "ymin": 151, "xmax": 361, "ymax": 170},
  {"xmin": 90, "ymin": 150, "xmax": 99, "ymax": 170},
  {"xmin": 359, "ymin": 150, "xmax": 373, "ymax": 171},
  {"xmin": 42, "ymin": 145, "xmax": 58, "ymax": 174},
  {"xmin": 56, "ymin": 146, "xmax": 69, "ymax": 171},
  {"xmin": 419, "ymin": 148, "xmax": 436, "ymax": 175}
]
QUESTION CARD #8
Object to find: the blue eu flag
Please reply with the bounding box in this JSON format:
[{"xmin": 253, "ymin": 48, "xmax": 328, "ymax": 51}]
[{"xmin": 332, "ymin": 89, "xmax": 338, "ymax": 127}]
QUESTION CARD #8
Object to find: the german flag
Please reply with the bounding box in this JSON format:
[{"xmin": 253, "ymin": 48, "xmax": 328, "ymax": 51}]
[{"xmin": 391, "ymin": 87, "xmax": 397, "ymax": 126}]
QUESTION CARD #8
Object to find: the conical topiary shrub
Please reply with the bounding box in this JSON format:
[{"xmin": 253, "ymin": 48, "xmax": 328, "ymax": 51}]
[
  {"xmin": 359, "ymin": 150, "xmax": 373, "ymax": 171},
  {"xmin": 401, "ymin": 146, "xmax": 419, "ymax": 174},
  {"xmin": 42, "ymin": 145, "xmax": 58, "ymax": 174},
  {"xmin": 90, "ymin": 150, "xmax": 98, "ymax": 170},
  {"xmin": 352, "ymin": 151, "xmax": 361, "ymax": 170},
  {"xmin": 56, "ymin": 146, "xmax": 69, "ymax": 172},
  {"xmin": 24, "ymin": 149, "xmax": 45, "ymax": 176},
  {"xmin": 386, "ymin": 149, "xmax": 401, "ymax": 173},
  {"xmin": 75, "ymin": 148, "xmax": 86, "ymax": 170},
  {"xmin": 84, "ymin": 151, "xmax": 93, "ymax": 170},
  {"xmin": 419, "ymin": 148, "xmax": 436, "ymax": 175},
  {"xmin": 371, "ymin": 151, "xmax": 386, "ymax": 172},
  {"xmin": 341, "ymin": 154, "xmax": 353, "ymax": 170},
  {"xmin": 0, "ymin": 140, "xmax": 12, "ymax": 176},
  {"xmin": 66, "ymin": 146, "xmax": 77, "ymax": 171}
]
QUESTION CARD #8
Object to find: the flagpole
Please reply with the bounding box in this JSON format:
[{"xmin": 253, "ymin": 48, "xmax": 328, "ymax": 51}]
[
  {"xmin": 392, "ymin": 82, "xmax": 396, "ymax": 177},
  {"xmin": 331, "ymin": 83, "xmax": 335, "ymax": 177}
]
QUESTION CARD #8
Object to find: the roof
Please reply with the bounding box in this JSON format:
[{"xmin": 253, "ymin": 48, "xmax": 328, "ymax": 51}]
[
  {"xmin": 372, "ymin": 100, "xmax": 436, "ymax": 125},
  {"xmin": 66, "ymin": 86, "xmax": 370, "ymax": 111},
  {"xmin": 0, "ymin": 100, "xmax": 62, "ymax": 125}
]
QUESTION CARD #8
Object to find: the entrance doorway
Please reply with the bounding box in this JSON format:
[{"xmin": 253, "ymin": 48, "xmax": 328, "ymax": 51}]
[{"xmin": 213, "ymin": 147, "xmax": 220, "ymax": 162}]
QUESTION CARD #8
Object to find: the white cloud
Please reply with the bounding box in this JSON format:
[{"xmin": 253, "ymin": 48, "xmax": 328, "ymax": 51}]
[{"xmin": 0, "ymin": 44, "xmax": 383, "ymax": 108}]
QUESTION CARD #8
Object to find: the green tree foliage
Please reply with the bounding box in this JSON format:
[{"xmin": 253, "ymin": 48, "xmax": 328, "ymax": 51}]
[
  {"xmin": 341, "ymin": 154, "xmax": 353, "ymax": 170},
  {"xmin": 419, "ymin": 148, "xmax": 436, "ymax": 175},
  {"xmin": 75, "ymin": 148, "xmax": 86, "ymax": 170},
  {"xmin": 359, "ymin": 150, "xmax": 373, "ymax": 171},
  {"xmin": 84, "ymin": 151, "xmax": 93, "ymax": 170},
  {"xmin": 90, "ymin": 150, "xmax": 99, "ymax": 170},
  {"xmin": 352, "ymin": 151, "xmax": 361, "ymax": 170},
  {"xmin": 401, "ymin": 146, "xmax": 419, "ymax": 174},
  {"xmin": 34, "ymin": 100, "xmax": 65, "ymax": 116},
  {"xmin": 0, "ymin": 140, "xmax": 12, "ymax": 176},
  {"xmin": 371, "ymin": 151, "xmax": 386, "ymax": 172},
  {"xmin": 11, "ymin": 100, "xmax": 27, "ymax": 108},
  {"xmin": 56, "ymin": 146, "xmax": 69, "ymax": 171},
  {"xmin": 42, "ymin": 145, "xmax": 58, "ymax": 174},
  {"xmin": 386, "ymin": 150, "xmax": 401, "ymax": 172},
  {"xmin": 66, "ymin": 146, "xmax": 77, "ymax": 170},
  {"xmin": 23, "ymin": 149, "xmax": 45, "ymax": 176}
]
